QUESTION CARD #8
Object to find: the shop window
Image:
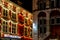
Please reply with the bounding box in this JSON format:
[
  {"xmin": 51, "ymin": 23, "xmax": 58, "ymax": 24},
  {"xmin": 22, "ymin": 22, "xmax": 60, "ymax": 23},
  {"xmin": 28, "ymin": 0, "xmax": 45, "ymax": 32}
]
[
  {"xmin": 3, "ymin": 9, "xmax": 8, "ymax": 17},
  {"xmin": 11, "ymin": 13, "xmax": 16, "ymax": 22},
  {"xmin": 3, "ymin": 38, "xmax": 10, "ymax": 40},
  {"xmin": 12, "ymin": 24, "xmax": 16, "ymax": 34},
  {"xmin": 56, "ymin": 18, "xmax": 60, "ymax": 24}
]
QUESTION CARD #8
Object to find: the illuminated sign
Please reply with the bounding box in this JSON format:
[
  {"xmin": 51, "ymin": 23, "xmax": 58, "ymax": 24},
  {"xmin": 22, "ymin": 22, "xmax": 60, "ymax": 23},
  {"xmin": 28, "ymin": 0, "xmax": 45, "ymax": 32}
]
[{"xmin": 4, "ymin": 34, "xmax": 21, "ymax": 38}]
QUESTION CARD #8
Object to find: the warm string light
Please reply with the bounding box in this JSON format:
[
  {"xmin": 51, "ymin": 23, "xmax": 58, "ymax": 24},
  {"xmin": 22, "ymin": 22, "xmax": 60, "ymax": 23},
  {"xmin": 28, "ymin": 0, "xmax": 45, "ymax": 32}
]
[{"xmin": 0, "ymin": 0, "xmax": 33, "ymax": 40}]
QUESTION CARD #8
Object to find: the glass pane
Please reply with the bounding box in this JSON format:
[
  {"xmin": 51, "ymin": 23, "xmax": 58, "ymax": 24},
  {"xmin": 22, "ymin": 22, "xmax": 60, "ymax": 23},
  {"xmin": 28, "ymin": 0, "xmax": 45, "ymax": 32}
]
[
  {"xmin": 43, "ymin": 19, "xmax": 46, "ymax": 24},
  {"xmin": 56, "ymin": 18, "xmax": 60, "ymax": 23},
  {"xmin": 3, "ymin": 9, "xmax": 5, "ymax": 16},
  {"xmin": 50, "ymin": 19, "xmax": 55, "ymax": 24},
  {"xmin": 11, "ymin": 13, "xmax": 16, "ymax": 22},
  {"xmin": 0, "ymin": 18, "xmax": 1, "ymax": 23},
  {"xmin": 40, "ymin": 27, "xmax": 42, "ymax": 33},
  {"xmin": 3, "ymin": 9, "xmax": 8, "ymax": 16},
  {"xmin": 3, "ymin": 26, "xmax": 7, "ymax": 32},
  {"xmin": 40, "ymin": 26, "xmax": 46, "ymax": 34},
  {"xmin": 12, "ymin": 24, "xmax": 16, "ymax": 33},
  {"xmin": 5, "ymin": 10, "xmax": 8, "ymax": 16},
  {"xmin": 50, "ymin": 1, "xmax": 54, "ymax": 8},
  {"xmin": 40, "ymin": 20, "xmax": 42, "ymax": 25},
  {"xmin": 25, "ymin": 28, "xmax": 27, "ymax": 36},
  {"xmin": 12, "ymin": 13, "xmax": 16, "ymax": 19},
  {"xmin": 44, "ymin": 27, "xmax": 46, "ymax": 33},
  {"xmin": 3, "ymin": 21, "xmax": 5, "ymax": 25}
]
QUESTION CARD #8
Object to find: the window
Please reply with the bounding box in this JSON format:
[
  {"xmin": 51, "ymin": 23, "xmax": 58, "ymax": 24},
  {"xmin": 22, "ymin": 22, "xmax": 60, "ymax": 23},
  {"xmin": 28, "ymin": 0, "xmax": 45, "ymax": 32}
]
[
  {"xmin": 40, "ymin": 20, "xmax": 42, "ymax": 25},
  {"xmin": 56, "ymin": 0, "xmax": 59, "ymax": 8},
  {"xmin": 25, "ymin": 28, "xmax": 27, "ymax": 36},
  {"xmin": 3, "ymin": 9, "xmax": 8, "ymax": 17},
  {"xmin": 50, "ymin": 0, "xmax": 54, "ymax": 8},
  {"xmin": 50, "ymin": 18, "xmax": 55, "ymax": 24},
  {"xmin": 56, "ymin": 18, "xmax": 60, "ymax": 23},
  {"xmin": 3, "ymin": 25, "xmax": 7, "ymax": 32},
  {"xmin": 39, "ymin": 19, "xmax": 46, "ymax": 25},
  {"xmin": 0, "ymin": 6, "xmax": 2, "ymax": 13},
  {"xmin": 25, "ymin": 19, "xmax": 27, "ymax": 25},
  {"xmin": 0, "ymin": 18, "xmax": 1, "ymax": 23},
  {"xmin": 13, "ymin": 6, "xmax": 16, "ymax": 12},
  {"xmin": 38, "ymin": 18, "xmax": 47, "ymax": 35},
  {"xmin": 0, "ymin": 25, "xmax": 1, "ymax": 31},
  {"xmin": 11, "ymin": 13, "xmax": 16, "ymax": 22},
  {"xmin": 3, "ymin": 38, "xmax": 10, "ymax": 40},
  {"xmin": 40, "ymin": 27, "xmax": 46, "ymax": 34},
  {"xmin": 2, "ymin": 21, "xmax": 8, "ymax": 33},
  {"xmin": 12, "ymin": 24, "xmax": 16, "ymax": 34},
  {"xmin": 4, "ymin": 2, "xmax": 8, "ymax": 8},
  {"xmin": 37, "ymin": 0, "xmax": 46, "ymax": 10},
  {"xmin": 40, "ymin": 3, "xmax": 46, "ymax": 10}
]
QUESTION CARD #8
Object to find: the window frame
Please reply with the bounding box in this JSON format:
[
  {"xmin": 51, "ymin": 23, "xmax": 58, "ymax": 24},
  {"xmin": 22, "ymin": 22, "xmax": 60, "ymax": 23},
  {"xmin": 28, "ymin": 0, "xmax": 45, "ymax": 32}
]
[
  {"xmin": 50, "ymin": 17, "xmax": 60, "ymax": 25},
  {"xmin": 56, "ymin": 17, "xmax": 60, "ymax": 24},
  {"xmin": 39, "ymin": 17, "xmax": 46, "ymax": 25},
  {"xmin": 50, "ymin": 17, "xmax": 56, "ymax": 25},
  {"xmin": 3, "ymin": 8, "xmax": 8, "ymax": 17},
  {"xmin": 11, "ymin": 22, "xmax": 17, "ymax": 34},
  {"xmin": 24, "ymin": 27, "xmax": 28, "ymax": 36},
  {"xmin": 11, "ymin": 12, "xmax": 17, "ymax": 22},
  {"xmin": 38, "ymin": 17, "xmax": 47, "ymax": 35},
  {"xmin": 2, "ymin": 20, "xmax": 9, "ymax": 33}
]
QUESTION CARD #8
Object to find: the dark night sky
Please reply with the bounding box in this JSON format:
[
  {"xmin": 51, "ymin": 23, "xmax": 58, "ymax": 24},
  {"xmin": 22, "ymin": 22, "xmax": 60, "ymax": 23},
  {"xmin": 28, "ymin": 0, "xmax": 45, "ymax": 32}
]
[{"xmin": 10, "ymin": 0, "xmax": 32, "ymax": 12}]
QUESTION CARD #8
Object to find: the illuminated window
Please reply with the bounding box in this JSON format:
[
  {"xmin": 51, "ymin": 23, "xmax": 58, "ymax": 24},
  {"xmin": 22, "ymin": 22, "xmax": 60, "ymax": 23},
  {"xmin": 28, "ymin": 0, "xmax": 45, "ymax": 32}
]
[
  {"xmin": 2, "ymin": 21, "xmax": 8, "ymax": 33},
  {"xmin": 3, "ymin": 9, "xmax": 8, "ymax": 18},
  {"xmin": 0, "ymin": 18, "xmax": 1, "ymax": 24},
  {"xmin": 0, "ymin": 25, "xmax": 1, "ymax": 31},
  {"xmin": 30, "ymin": 30, "xmax": 32, "ymax": 37},
  {"xmin": 3, "ymin": 38, "xmax": 10, "ymax": 40},
  {"xmin": 0, "ymin": 6, "xmax": 2, "ymax": 14},
  {"xmin": 13, "ymin": 6, "xmax": 16, "ymax": 12},
  {"xmin": 25, "ymin": 27, "xmax": 27, "ymax": 36},
  {"xmin": 4, "ymin": 2, "xmax": 8, "ymax": 8},
  {"xmin": 11, "ymin": 13, "xmax": 16, "ymax": 22},
  {"xmin": 25, "ymin": 19, "xmax": 27, "ymax": 25},
  {"xmin": 12, "ymin": 24, "xmax": 16, "ymax": 34}
]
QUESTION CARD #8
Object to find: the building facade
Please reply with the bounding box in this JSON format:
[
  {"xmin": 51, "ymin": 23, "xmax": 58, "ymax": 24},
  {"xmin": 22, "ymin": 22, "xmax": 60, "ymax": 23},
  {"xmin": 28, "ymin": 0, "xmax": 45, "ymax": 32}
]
[
  {"xmin": 33, "ymin": 0, "xmax": 60, "ymax": 40},
  {"xmin": 0, "ymin": 0, "xmax": 33, "ymax": 40}
]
